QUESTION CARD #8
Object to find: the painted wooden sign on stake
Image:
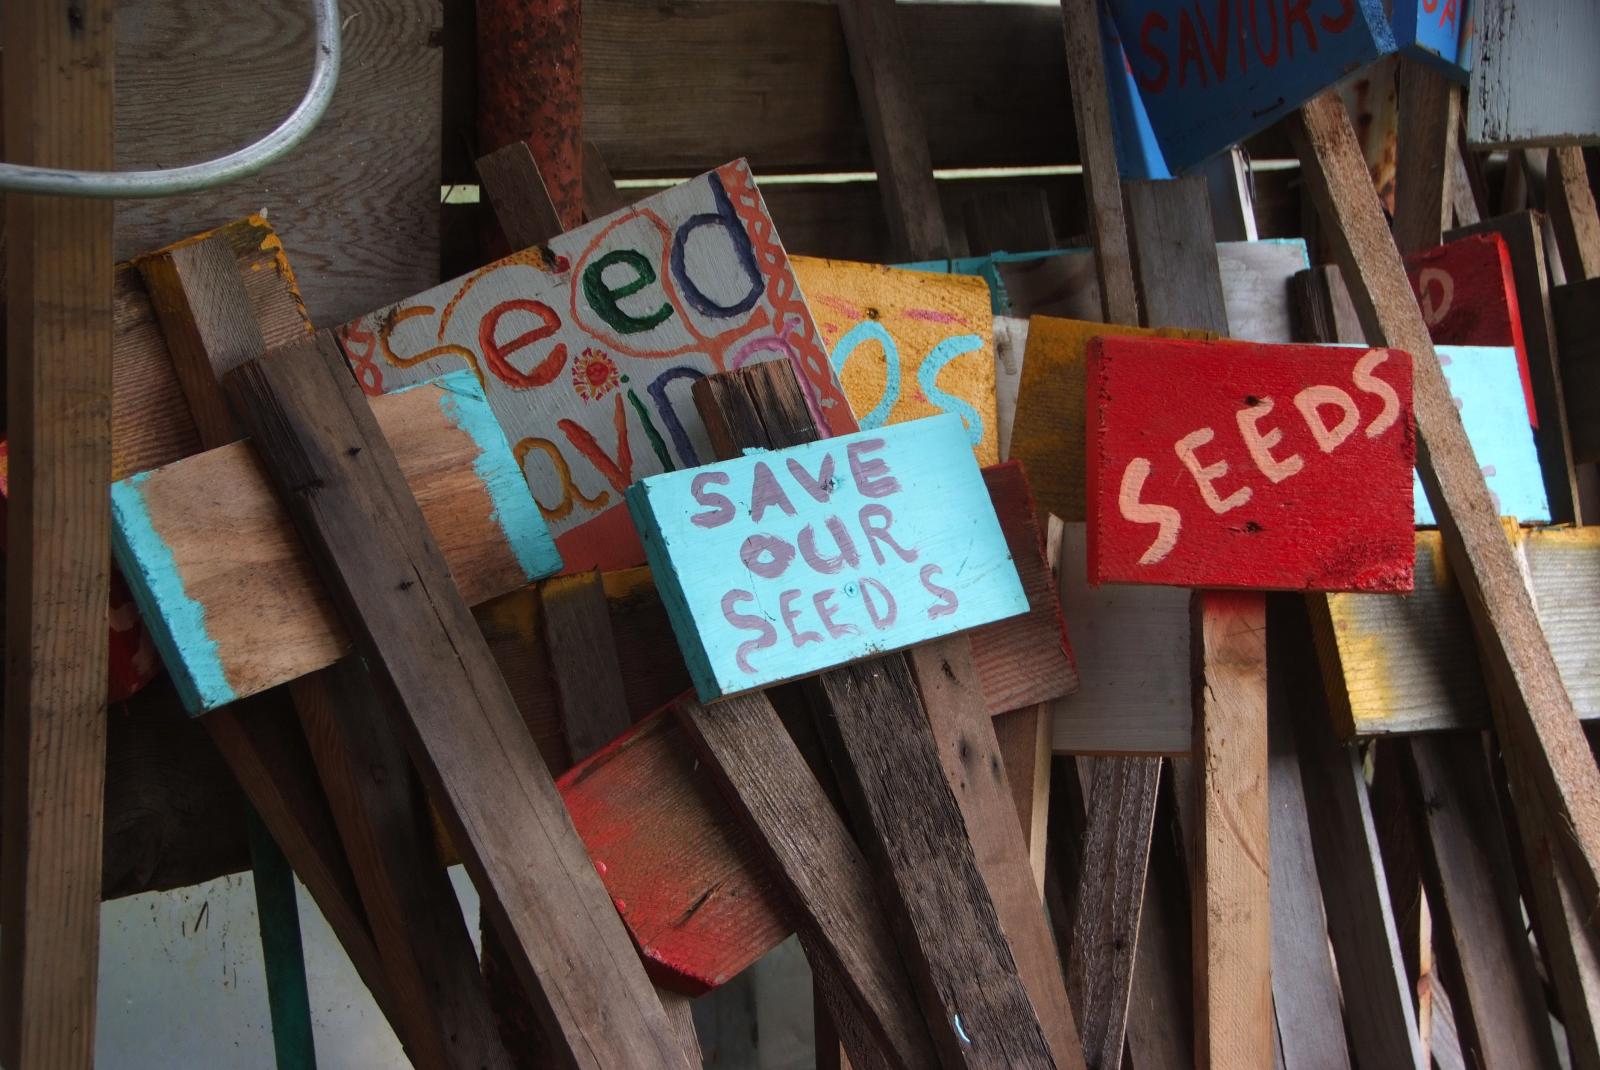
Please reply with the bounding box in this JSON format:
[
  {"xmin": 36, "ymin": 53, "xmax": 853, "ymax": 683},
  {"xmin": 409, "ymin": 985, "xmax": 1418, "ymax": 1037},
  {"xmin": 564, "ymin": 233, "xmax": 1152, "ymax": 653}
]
[
  {"xmin": 342, "ymin": 161, "xmax": 855, "ymax": 574},
  {"xmin": 1105, "ymin": 0, "xmax": 1395, "ymax": 173},
  {"xmin": 110, "ymin": 370, "xmax": 562, "ymax": 713},
  {"xmin": 1391, "ymin": 0, "xmax": 1474, "ymax": 78},
  {"xmin": 793, "ymin": 257, "xmax": 1000, "ymax": 465},
  {"xmin": 627, "ymin": 414, "xmax": 1029, "ymax": 701},
  {"xmin": 1087, "ymin": 336, "xmax": 1416, "ymax": 592}
]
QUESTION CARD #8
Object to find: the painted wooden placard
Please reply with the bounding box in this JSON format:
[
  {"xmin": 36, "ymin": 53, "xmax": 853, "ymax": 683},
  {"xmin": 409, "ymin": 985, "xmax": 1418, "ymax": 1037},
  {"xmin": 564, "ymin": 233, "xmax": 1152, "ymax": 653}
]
[
  {"xmin": 1106, "ymin": 0, "xmax": 1396, "ymax": 173},
  {"xmin": 791, "ymin": 257, "xmax": 1000, "ymax": 466},
  {"xmin": 341, "ymin": 160, "xmax": 855, "ymax": 575},
  {"xmin": 1010, "ymin": 317, "xmax": 1214, "ymax": 524},
  {"xmin": 1318, "ymin": 526, "xmax": 1600, "ymax": 738},
  {"xmin": 1392, "ymin": 0, "xmax": 1473, "ymax": 78},
  {"xmin": 1414, "ymin": 344, "xmax": 1548, "ymax": 525},
  {"xmin": 1087, "ymin": 336, "xmax": 1415, "ymax": 592},
  {"xmin": 1404, "ymin": 233, "xmax": 1535, "ymax": 424},
  {"xmin": 626, "ymin": 415, "xmax": 1028, "ymax": 701},
  {"xmin": 109, "ymin": 370, "xmax": 561, "ymax": 714},
  {"xmin": 1466, "ymin": 0, "xmax": 1600, "ymax": 147}
]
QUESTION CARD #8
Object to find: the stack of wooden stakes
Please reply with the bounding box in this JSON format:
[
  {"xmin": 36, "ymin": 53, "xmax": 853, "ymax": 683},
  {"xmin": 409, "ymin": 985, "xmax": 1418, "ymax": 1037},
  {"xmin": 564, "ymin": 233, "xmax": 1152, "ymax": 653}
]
[{"xmin": 10, "ymin": 0, "xmax": 1600, "ymax": 1064}]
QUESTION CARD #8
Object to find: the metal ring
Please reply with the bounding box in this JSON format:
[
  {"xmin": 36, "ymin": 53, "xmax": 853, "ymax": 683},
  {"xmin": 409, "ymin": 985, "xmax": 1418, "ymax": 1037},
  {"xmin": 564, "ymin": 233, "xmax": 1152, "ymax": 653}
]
[{"xmin": 0, "ymin": 0, "xmax": 341, "ymax": 198}]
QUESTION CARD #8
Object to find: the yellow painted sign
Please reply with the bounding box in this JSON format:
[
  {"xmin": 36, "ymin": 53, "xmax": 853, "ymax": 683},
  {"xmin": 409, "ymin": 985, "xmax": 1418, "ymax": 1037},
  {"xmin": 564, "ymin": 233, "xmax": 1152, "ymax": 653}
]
[{"xmin": 794, "ymin": 258, "xmax": 999, "ymax": 466}]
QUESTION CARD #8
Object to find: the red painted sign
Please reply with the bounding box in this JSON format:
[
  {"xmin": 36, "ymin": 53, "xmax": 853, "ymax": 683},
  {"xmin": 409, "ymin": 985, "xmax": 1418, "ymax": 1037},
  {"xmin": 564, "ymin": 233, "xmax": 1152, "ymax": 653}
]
[
  {"xmin": 1086, "ymin": 337, "xmax": 1416, "ymax": 592},
  {"xmin": 1405, "ymin": 232, "xmax": 1536, "ymax": 426}
]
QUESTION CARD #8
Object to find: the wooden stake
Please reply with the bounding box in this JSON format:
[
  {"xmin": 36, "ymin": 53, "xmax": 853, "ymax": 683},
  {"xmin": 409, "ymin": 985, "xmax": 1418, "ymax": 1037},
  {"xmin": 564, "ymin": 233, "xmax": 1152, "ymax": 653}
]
[
  {"xmin": 1394, "ymin": 61, "xmax": 1461, "ymax": 256},
  {"xmin": 245, "ymin": 808, "xmax": 318, "ymax": 1070},
  {"xmin": 835, "ymin": 0, "xmax": 950, "ymax": 260},
  {"xmin": 1547, "ymin": 146, "xmax": 1600, "ymax": 282},
  {"xmin": 1, "ymin": 0, "xmax": 114, "ymax": 1062},
  {"xmin": 224, "ymin": 334, "xmax": 694, "ymax": 1070},
  {"xmin": 1291, "ymin": 89, "xmax": 1600, "ymax": 929},
  {"xmin": 139, "ymin": 238, "xmax": 512, "ymax": 1070}
]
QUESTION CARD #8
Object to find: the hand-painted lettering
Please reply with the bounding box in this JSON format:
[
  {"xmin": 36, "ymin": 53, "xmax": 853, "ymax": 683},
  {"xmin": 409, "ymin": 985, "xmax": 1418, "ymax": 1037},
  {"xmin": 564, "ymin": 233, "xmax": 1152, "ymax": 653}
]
[
  {"xmin": 919, "ymin": 564, "xmax": 960, "ymax": 619},
  {"xmin": 722, "ymin": 589, "xmax": 778, "ymax": 673},
  {"xmin": 481, "ymin": 299, "xmax": 567, "ymax": 389},
  {"xmin": 848, "ymin": 438, "xmax": 900, "ymax": 498},
  {"xmin": 780, "ymin": 589, "xmax": 824, "ymax": 648},
  {"xmin": 670, "ymin": 173, "xmax": 764, "ymax": 320},
  {"xmin": 690, "ymin": 471, "xmax": 735, "ymax": 528}
]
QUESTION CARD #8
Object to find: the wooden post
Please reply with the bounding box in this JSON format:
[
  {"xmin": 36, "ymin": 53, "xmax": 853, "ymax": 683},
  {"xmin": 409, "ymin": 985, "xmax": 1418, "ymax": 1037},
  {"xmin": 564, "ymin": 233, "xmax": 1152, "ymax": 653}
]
[
  {"xmin": 693, "ymin": 363, "xmax": 1078, "ymax": 1069},
  {"xmin": 1291, "ymin": 88, "xmax": 1600, "ymax": 933},
  {"xmin": 834, "ymin": 0, "xmax": 950, "ymax": 260},
  {"xmin": 139, "ymin": 238, "xmax": 512, "ymax": 1070},
  {"xmin": 223, "ymin": 334, "xmax": 695, "ymax": 1070},
  {"xmin": 1, "ymin": 0, "xmax": 115, "ymax": 1064},
  {"xmin": 245, "ymin": 808, "xmax": 318, "ymax": 1070},
  {"xmin": 1547, "ymin": 146, "xmax": 1600, "ymax": 282}
]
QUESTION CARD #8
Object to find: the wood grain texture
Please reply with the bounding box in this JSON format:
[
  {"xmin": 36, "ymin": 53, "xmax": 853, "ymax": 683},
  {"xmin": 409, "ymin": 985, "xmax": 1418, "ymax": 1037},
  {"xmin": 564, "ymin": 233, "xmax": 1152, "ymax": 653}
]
[
  {"xmin": 1554, "ymin": 277, "xmax": 1600, "ymax": 466},
  {"xmin": 1086, "ymin": 335, "xmax": 1416, "ymax": 592},
  {"xmin": 113, "ymin": 0, "xmax": 441, "ymax": 326},
  {"xmin": 794, "ymin": 258, "xmax": 998, "ymax": 465},
  {"xmin": 222, "ymin": 334, "xmax": 694, "ymax": 1069},
  {"xmin": 904, "ymin": 637, "xmax": 1083, "ymax": 1066},
  {"xmin": 1278, "ymin": 596, "xmax": 1426, "ymax": 1070},
  {"xmin": 1548, "ymin": 146, "xmax": 1600, "ymax": 281},
  {"xmin": 581, "ymin": 139, "xmax": 628, "ymax": 222},
  {"xmin": 696, "ymin": 359, "xmax": 1069, "ymax": 1068},
  {"xmin": 1058, "ymin": 0, "xmax": 1140, "ymax": 324},
  {"xmin": 1405, "ymin": 735, "xmax": 1561, "ymax": 1070},
  {"xmin": 994, "ymin": 706, "xmax": 1052, "ymax": 892},
  {"xmin": 1394, "ymin": 61, "xmax": 1461, "ymax": 256},
  {"xmin": 1291, "ymin": 90, "xmax": 1600, "ymax": 929},
  {"xmin": 834, "ymin": 0, "xmax": 950, "ymax": 260},
  {"xmin": 583, "ymin": 0, "xmax": 1075, "ymax": 177},
  {"xmin": 111, "ymin": 372, "xmax": 556, "ymax": 710},
  {"xmin": 1449, "ymin": 212, "xmax": 1580, "ymax": 523},
  {"xmin": 1052, "ymin": 521, "xmax": 1191, "ymax": 755},
  {"xmin": 140, "ymin": 235, "xmax": 509, "ymax": 1069},
  {"xmin": 1, "ymin": 0, "xmax": 114, "ymax": 1062},
  {"xmin": 1125, "ymin": 177, "xmax": 1231, "ymax": 332},
  {"xmin": 1063, "ymin": 755, "xmax": 1158, "ymax": 1070},
  {"xmin": 1264, "ymin": 622, "xmax": 1352, "ymax": 1070},
  {"xmin": 1190, "ymin": 591, "xmax": 1272, "ymax": 1070},
  {"xmin": 1465, "ymin": 0, "xmax": 1600, "ymax": 147},
  {"xmin": 674, "ymin": 690, "xmax": 937, "ymax": 1069},
  {"xmin": 477, "ymin": 142, "xmax": 568, "ymax": 256}
]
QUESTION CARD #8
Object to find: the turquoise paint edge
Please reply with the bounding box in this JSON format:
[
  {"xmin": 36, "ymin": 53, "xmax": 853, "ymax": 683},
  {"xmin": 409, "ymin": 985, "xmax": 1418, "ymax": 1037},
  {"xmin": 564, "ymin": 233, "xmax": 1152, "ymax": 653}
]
[
  {"xmin": 420, "ymin": 369, "xmax": 564, "ymax": 582},
  {"xmin": 625, "ymin": 480, "xmax": 722, "ymax": 700},
  {"xmin": 110, "ymin": 473, "xmax": 236, "ymax": 716}
]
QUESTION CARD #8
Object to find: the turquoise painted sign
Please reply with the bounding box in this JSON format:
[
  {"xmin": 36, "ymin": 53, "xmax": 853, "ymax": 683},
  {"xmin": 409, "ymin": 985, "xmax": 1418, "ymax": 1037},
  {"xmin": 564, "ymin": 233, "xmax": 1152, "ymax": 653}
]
[
  {"xmin": 626, "ymin": 414, "xmax": 1028, "ymax": 701},
  {"xmin": 1106, "ymin": 0, "xmax": 1395, "ymax": 173},
  {"xmin": 1416, "ymin": 344, "xmax": 1547, "ymax": 525}
]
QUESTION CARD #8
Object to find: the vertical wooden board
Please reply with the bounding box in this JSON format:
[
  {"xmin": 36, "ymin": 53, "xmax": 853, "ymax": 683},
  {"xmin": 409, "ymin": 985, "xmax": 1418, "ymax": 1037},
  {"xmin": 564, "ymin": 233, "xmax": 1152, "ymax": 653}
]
[
  {"xmin": 1523, "ymin": 528, "xmax": 1600, "ymax": 722},
  {"xmin": 342, "ymin": 162, "xmax": 855, "ymax": 574},
  {"xmin": 1466, "ymin": 0, "xmax": 1600, "ymax": 146},
  {"xmin": 792, "ymin": 258, "xmax": 999, "ymax": 465},
  {"xmin": 1217, "ymin": 240, "xmax": 1311, "ymax": 344},
  {"xmin": 1547, "ymin": 146, "xmax": 1600, "ymax": 282},
  {"xmin": 1052, "ymin": 523, "xmax": 1192, "ymax": 755},
  {"xmin": 1104, "ymin": 0, "xmax": 1395, "ymax": 173},
  {"xmin": 993, "ymin": 316, "xmax": 1028, "ymax": 460},
  {"xmin": 1554, "ymin": 277, "xmax": 1600, "ymax": 466},
  {"xmin": 1008, "ymin": 316, "xmax": 1210, "ymax": 525},
  {"xmin": 626, "ymin": 416, "xmax": 1028, "ymax": 701},
  {"xmin": 1086, "ymin": 336, "xmax": 1416, "ymax": 592},
  {"xmin": 109, "ymin": 373, "xmax": 559, "ymax": 711},
  {"xmin": 113, "ymin": 0, "xmax": 441, "ymax": 326},
  {"xmin": 1410, "ymin": 344, "xmax": 1548, "ymax": 525}
]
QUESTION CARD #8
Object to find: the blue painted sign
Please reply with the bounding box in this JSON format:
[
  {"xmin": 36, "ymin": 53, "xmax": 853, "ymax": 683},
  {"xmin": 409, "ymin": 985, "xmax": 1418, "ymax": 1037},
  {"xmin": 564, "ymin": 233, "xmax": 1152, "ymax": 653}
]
[
  {"xmin": 626, "ymin": 414, "xmax": 1029, "ymax": 701},
  {"xmin": 1106, "ymin": 0, "xmax": 1396, "ymax": 173},
  {"xmin": 1416, "ymin": 344, "xmax": 1547, "ymax": 525},
  {"xmin": 1393, "ymin": 0, "xmax": 1473, "ymax": 80}
]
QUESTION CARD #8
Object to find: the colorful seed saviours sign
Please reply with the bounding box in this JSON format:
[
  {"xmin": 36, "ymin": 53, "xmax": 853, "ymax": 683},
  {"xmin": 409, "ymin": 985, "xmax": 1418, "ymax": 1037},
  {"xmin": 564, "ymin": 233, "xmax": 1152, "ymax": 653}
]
[{"xmin": 341, "ymin": 161, "xmax": 856, "ymax": 573}]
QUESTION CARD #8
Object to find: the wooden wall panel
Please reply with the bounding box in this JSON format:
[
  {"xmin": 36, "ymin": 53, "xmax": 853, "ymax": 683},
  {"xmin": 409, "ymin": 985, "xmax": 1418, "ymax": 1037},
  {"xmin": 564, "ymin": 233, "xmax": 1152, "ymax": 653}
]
[{"xmin": 112, "ymin": 0, "xmax": 443, "ymax": 326}]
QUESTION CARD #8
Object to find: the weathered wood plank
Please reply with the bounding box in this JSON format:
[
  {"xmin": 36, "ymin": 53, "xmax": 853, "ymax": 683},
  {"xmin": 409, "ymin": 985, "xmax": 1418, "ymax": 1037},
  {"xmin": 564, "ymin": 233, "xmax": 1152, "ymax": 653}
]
[
  {"xmin": 222, "ymin": 333, "xmax": 694, "ymax": 1069},
  {"xmin": 1, "ymin": 0, "xmax": 114, "ymax": 1061},
  {"xmin": 1291, "ymin": 89, "xmax": 1600, "ymax": 933},
  {"xmin": 114, "ymin": 0, "xmax": 442, "ymax": 326},
  {"xmin": 1465, "ymin": 0, "xmax": 1600, "ymax": 147},
  {"xmin": 1554, "ymin": 277, "xmax": 1600, "ymax": 466},
  {"xmin": 1547, "ymin": 146, "xmax": 1600, "ymax": 281},
  {"xmin": 1394, "ymin": 61, "xmax": 1460, "ymax": 257}
]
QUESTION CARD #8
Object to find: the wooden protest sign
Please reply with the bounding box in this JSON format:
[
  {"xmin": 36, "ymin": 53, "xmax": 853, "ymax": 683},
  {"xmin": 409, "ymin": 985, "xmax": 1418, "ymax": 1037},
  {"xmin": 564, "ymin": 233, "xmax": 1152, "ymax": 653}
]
[
  {"xmin": 109, "ymin": 371, "xmax": 562, "ymax": 712},
  {"xmin": 1103, "ymin": 0, "xmax": 1395, "ymax": 172},
  {"xmin": 792, "ymin": 257, "xmax": 1000, "ymax": 465},
  {"xmin": 1086, "ymin": 336, "xmax": 1416, "ymax": 592},
  {"xmin": 627, "ymin": 415, "xmax": 1028, "ymax": 701},
  {"xmin": 341, "ymin": 160, "xmax": 855, "ymax": 574}
]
